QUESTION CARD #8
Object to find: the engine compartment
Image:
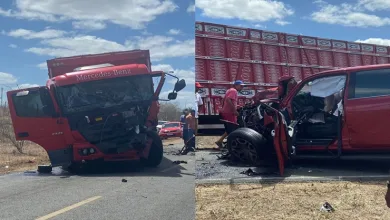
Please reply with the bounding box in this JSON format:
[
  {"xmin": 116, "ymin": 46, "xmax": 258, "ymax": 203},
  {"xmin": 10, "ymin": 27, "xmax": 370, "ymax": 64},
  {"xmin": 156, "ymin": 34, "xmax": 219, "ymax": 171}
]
[{"xmin": 68, "ymin": 103, "xmax": 151, "ymax": 154}]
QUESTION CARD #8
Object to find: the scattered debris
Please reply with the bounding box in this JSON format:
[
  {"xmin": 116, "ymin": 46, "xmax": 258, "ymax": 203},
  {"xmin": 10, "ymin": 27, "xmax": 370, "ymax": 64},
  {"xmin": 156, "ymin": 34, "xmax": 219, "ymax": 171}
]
[
  {"xmin": 320, "ymin": 202, "xmax": 335, "ymax": 212},
  {"xmin": 240, "ymin": 168, "xmax": 277, "ymax": 176},
  {"xmin": 122, "ymin": 179, "xmax": 128, "ymax": 183},
  {"xmin": 173, "ymin": 160, "xmax": 187, "ymax": 164}
]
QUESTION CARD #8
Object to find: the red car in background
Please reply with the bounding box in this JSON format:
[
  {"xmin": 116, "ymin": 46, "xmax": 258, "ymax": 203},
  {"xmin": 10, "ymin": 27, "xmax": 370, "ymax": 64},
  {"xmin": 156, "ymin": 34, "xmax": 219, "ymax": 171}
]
[{"xmin": 158, "ymin": 122, "xmax": 183, "ymax": 139}]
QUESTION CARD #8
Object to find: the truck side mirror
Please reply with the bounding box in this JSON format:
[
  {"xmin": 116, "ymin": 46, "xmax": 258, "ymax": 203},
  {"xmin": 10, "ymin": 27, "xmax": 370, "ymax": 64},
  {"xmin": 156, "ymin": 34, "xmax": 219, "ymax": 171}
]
[
  {"xmin": 174, "ymin": 79, "xmax": 186, "ymax": 92},
  {"xmin": 168, "ymin": 92, "xmax": 178, "ymax": 100}
]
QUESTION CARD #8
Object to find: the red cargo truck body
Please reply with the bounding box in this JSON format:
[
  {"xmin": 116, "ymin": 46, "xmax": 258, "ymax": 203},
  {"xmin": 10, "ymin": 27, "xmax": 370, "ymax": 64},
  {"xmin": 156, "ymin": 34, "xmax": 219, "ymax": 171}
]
[
  {"xmin": 6, "ymin": 50, "xmax": 186, "ymax": 172},
  {"xmin": 195, "ymin": 21, "xmax": 390, "ymax": 131}
]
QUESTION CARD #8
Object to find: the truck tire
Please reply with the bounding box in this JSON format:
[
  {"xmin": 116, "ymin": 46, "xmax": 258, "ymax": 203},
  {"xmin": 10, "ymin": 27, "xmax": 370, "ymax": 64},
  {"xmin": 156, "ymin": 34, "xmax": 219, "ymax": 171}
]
[
  {"xmin": 142, "ymin": 131, "xmax": 163, "ymax": 167},
  {"xmin": 37, "ymin": 165, "xmax": 52, "ymax": 174},
  {"xmin": 227, "ymin": 128, "xmax": 267, "ymax": 164}
]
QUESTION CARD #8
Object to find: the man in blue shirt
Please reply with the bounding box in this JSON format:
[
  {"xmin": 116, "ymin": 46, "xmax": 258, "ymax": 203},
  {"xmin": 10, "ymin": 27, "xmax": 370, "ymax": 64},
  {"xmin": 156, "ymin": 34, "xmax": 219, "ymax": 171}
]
[{"xmin": 180, "ymin": 110, "xmax": 189, "ymax": 144}]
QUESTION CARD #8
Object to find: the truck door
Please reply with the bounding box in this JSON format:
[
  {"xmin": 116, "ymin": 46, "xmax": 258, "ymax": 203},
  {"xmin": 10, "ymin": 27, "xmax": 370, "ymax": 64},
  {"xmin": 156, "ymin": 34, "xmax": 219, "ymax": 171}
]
[
  {"xmin": 7, "ymin": 86, "xmax": 71, "ymax": 166},
  {"xmin": 345, "ymin": 68, "xmax": 390, "ymax": 148}
]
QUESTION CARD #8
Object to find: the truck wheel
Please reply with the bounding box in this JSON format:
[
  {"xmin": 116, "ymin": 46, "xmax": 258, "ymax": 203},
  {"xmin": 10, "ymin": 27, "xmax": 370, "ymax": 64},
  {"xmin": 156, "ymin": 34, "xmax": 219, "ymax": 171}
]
[
  {"xmin": 37, "ymin": 165, "xmax": 52, "ymax": 174},
  {"xmin": 142, "ymin": 131, "xmax": 163, "ymax": 167},
  {"xmin": 227, "ymin": 128, "xmax": 267, "ymax": 164}
]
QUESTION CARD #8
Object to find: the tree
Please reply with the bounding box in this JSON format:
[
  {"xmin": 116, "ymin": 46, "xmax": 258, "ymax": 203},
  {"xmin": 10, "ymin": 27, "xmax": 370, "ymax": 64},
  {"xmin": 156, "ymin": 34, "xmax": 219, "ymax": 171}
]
[{"xmin": 158, "ymin": 102, "xmax": 184, "ymax": 121}]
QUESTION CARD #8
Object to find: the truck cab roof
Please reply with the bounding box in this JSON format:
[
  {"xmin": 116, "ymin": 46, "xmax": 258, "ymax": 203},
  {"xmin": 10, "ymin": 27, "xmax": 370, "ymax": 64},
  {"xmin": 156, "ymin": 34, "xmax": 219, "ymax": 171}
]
[{"xmin": 49, "ymin": 63, "xmax": 159, "ymax": 87}]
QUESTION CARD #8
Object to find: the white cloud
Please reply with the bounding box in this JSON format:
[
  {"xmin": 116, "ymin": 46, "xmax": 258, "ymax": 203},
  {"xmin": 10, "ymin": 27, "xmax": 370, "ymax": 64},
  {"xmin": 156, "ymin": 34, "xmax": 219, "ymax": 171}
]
[
  {"xmin": 0, "ymin": 72, "xmax": 17, "ymax": 84},
  {"xmin": 167, "ymin": 29, "xmax": 181, "ymax": 35},
  {"xmin": 275, "ymin": 20, "xmax": 291, "ymax": 26},
  {"xmin": 23, "ymin": 33, "xmax": 194, "ymax": 62},
  {"xmin": 72, "ymin": 20, "xmax": 106, "ymax": 30},
  {"xmin": 187, "ymin": 3, "xmax": 195, "ymax": 13},
  {"xmin": 196, "ymin": 0, "xmax": 293, "ymax": 23},
  {"xmin": 152, "ymin": 64, "xmax": 195, "ymax": 85},
  {"xmin": 0, "ymin": 0, "xmax": 178, "ymax": 29},
  {"xmin": 37, "ymin": 62, "xmax": 47, "ymax": 70},
  {"xmin": 9, "ymin": 44, "xmax": 17, "ymax": 48},
  {"xmin": 357, "ymin": 0, "xmax": 390, "ymax": 11},
  {"xmin": 311, "ymin": 0, "xmax": 390, "ymax": 27},
  {"xmin": 355, "ymin": 38, "xmax": 390, "ymax": 46},
  {"xmin": 5, "ymin": 28, "xmax": 66, "ymax": 39}
]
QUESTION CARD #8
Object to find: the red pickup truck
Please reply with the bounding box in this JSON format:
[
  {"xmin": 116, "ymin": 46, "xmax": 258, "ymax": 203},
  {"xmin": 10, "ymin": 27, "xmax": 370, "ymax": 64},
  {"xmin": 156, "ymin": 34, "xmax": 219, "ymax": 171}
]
[{"xmin": 227, "ymin": 63, "xmax": 390, "ymax": 176}]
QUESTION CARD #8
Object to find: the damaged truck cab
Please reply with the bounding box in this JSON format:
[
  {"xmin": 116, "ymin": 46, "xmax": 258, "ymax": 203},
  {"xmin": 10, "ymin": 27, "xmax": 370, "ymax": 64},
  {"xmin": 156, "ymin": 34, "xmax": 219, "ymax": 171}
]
[
  {"xmin": 6, "ymin": 50, "xmax": 186, "ymax": 172},
  {"xmin": 230, "ymin": 64, "xmax": 390, "ymax": 176}
]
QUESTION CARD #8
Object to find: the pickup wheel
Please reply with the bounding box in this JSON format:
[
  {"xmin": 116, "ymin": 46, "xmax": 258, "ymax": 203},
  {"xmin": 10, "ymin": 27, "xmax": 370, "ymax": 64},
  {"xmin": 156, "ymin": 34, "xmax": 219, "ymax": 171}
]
[
  {"xmin": 227, "ymin": 128, "xmax": 267, "ymax": 164},
  {"xmin": 142, "ymin": 131, "xmax": 163, "ymax": 167}
]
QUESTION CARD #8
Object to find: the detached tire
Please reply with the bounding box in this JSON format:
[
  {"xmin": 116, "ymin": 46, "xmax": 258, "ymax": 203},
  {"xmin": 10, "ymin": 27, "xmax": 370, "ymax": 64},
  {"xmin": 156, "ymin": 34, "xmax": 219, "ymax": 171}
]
[
  {"xmin": 227, "ymin": 128, "xmax": 267, "ymax": 164},
  {"xmin": 37, "ymin": 165, "xmax": 52, "ymax": 174},
  {"xmin": 142, "ymin": 130, "xmax": 163, "ymax": 167}
]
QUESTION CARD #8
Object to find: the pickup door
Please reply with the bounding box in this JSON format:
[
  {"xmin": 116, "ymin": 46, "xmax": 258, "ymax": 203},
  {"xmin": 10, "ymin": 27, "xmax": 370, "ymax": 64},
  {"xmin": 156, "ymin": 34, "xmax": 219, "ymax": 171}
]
[{"xmin": 7, "ymin": 86, "xmax": 71, "ymax": 166}]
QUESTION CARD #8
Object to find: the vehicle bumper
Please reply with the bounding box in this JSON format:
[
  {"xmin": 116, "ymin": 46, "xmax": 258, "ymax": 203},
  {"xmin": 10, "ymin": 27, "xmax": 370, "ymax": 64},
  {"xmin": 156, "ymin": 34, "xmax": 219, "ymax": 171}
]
[{"xmin": 159, "ymin": 131, "xmax": 182, "ymax": 138}]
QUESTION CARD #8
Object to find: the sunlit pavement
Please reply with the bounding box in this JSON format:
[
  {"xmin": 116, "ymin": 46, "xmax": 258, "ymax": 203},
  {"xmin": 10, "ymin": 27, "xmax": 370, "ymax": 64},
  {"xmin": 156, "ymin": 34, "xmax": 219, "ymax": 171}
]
[
  {"xmin": 0, "ymin": 144, "xmax": 194, "ymax": 220},
  {"xmin": 195, "ymin": 150, "xmax": 390, "ymax": 184}
]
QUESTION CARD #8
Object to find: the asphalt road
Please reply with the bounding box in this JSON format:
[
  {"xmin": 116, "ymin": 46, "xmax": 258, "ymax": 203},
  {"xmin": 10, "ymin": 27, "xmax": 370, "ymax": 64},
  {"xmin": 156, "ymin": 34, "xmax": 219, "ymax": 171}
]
[
  {"xmin": 0, "ymin": 144, "xmax": 194, "ymax": 220},
  {"xmin": 196, "ymin": 150, "xmax": 390, "ymax": 183}
]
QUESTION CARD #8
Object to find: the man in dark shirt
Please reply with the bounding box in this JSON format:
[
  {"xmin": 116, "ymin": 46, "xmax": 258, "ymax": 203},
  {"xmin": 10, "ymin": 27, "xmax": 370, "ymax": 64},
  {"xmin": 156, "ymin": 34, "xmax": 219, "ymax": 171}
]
[{"xmin": 180, "ymin": 110, "xmax": 189, "ymax": 144}]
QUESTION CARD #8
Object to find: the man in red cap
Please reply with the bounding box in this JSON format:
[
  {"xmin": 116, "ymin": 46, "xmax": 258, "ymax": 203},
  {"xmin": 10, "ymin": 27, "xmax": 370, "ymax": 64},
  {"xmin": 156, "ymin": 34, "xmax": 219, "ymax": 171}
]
[
  {"xmin": 195, "ymin": 82, "xmax": 204, "ymax": 135},
  {"xmin": 215, "ymin": 80, "xmax": 244, "ymax": 148}
]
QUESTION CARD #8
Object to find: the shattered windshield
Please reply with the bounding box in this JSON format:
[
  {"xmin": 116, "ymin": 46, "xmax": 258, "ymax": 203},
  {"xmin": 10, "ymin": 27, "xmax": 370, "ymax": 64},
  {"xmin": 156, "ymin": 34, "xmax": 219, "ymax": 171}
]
[{"xmin": 56, "ymin": 75, "xmax": 153, "ymax": 114}]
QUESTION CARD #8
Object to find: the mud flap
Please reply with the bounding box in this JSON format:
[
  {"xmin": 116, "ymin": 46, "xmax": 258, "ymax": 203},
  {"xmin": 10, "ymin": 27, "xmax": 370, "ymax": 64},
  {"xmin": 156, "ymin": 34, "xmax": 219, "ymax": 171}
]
[{"xmin": 47, "ymin": 146, "xmax": 73, "ymax": 167}]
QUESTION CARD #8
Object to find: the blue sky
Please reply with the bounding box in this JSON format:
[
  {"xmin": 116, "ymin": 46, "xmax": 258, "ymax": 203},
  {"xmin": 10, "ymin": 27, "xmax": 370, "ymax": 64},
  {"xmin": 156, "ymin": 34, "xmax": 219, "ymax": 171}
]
[
  {"xmin": 0, "ymin": 0, "xmax": 195, "ymax": 108},
  {"xmin": 196, "ymin": 0, "xmax": 390, "ymax": 45}
]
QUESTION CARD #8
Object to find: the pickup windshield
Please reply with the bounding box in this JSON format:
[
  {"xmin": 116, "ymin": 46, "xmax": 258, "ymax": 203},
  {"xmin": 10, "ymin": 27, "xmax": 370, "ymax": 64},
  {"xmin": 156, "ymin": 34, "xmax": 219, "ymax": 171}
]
[{"xmin": 56, "ymin": 75, "xmax": 154, "ymax": 114}]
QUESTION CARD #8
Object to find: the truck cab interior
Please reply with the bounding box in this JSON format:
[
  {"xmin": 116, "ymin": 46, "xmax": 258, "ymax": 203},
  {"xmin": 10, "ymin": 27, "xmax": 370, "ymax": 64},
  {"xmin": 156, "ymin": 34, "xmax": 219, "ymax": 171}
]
[{"xmin": 290, "ymin": 75, "xmax": 346, "ymax": 144}]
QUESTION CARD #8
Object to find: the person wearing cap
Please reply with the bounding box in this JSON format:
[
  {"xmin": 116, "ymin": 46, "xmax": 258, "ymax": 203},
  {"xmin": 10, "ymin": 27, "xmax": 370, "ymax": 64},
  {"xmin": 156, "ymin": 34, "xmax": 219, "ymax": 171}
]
[
  {"xmin": 215, "ymin": 80, "xmax": 244, "ymax": 149},
  {"xmin": 195, "ymin": 82, "xmax": 204, "ymax": 135}
]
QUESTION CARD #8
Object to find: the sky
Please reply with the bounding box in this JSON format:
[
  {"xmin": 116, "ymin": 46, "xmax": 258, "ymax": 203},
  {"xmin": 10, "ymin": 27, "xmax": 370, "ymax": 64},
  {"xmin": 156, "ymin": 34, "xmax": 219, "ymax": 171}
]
[
  {"xmin": 2, "ymin": 0, "xmax": 390, "ymax": 109},
  {"xmin": 196, "ymin": 0, "xmax": 390, "ymax": 46},
  {"xmin": 0, "ymin": 0, "xmax": 195, "ymax": 108}
]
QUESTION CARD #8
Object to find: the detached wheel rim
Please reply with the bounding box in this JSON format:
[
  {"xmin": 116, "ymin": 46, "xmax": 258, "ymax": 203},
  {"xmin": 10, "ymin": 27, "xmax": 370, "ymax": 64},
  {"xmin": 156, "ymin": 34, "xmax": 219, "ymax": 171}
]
[{"xmin": 230, "ymin": 138, "xmax": 258, "ymax": 163}]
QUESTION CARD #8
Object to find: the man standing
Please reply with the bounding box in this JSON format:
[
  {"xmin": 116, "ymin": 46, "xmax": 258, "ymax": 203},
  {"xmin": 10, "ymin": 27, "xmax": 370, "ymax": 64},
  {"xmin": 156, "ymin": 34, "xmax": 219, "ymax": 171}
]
[
  {"xmin": 186, "ymin": 110, "xmax": 196, "ymax": 140},
  {"xmin": 180, "ymin": 110, "xmax": 189, "ymax": 144},
  {"xmin": 195, "ymin": 82, "xmax": 204, "ymax": 135},
  {"xmin": 215, "ymin": 80, "xmax": 244, "ymax": 149}
]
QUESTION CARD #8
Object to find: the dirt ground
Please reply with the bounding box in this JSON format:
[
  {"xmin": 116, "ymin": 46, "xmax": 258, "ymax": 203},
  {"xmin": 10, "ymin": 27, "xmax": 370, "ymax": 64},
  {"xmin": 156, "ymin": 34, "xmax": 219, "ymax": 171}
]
[
  {"xmin": 0, "ymin": 138, "xmax": 180, "ymax": 174},
  {"xmin": 196, "ymin": 136, "xmax": 220, "ymax": 149},
  {"xmin": 0, "ymin": 142, "xmax": 49, "ymax": 174},
  {"xmin": 196, "ymin": 182, "xmax": 390, "ymax": 220}
]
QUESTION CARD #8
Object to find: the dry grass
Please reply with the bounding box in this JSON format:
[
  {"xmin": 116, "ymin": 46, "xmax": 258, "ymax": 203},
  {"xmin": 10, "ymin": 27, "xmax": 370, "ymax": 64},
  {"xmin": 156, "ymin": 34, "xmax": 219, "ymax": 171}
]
[
  {"xmin": 0, "ymin": 142, "xmax": 49, "ymax": 174},
  {"xmin": 0, "ymin": 107, "xmax": 49, "ymax": 174},
  {"xmin": 196, "ymin": 182, "xmax": 390, "ymax": 220}
]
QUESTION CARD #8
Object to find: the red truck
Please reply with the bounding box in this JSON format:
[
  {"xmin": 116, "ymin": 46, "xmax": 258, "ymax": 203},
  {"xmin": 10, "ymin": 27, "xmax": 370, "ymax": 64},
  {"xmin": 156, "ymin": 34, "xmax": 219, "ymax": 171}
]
[
  {"xmin": 6, "ymin": 50, "xmax": 186, "ymax": 173},
  {"xmin": 195, "ymin": 21, "xmax": 390, "ymax": 133}
]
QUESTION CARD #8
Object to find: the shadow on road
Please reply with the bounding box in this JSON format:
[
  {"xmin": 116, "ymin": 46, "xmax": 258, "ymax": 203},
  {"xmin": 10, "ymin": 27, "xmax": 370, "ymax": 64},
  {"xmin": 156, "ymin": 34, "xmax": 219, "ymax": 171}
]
[{"xmin": 23, "ymin": 156, "xmax": 193, "ymax": 178}]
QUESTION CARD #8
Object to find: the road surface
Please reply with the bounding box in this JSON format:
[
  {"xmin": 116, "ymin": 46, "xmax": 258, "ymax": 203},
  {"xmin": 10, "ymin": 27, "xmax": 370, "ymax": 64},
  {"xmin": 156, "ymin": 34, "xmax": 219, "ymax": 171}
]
[
  {"xmin": 196, "ymin": 150, "xmax": 390, "ymax": 183},
  {"xmin": 0, "ymin": 145, "xmax": 194, "ymax": 220}
]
